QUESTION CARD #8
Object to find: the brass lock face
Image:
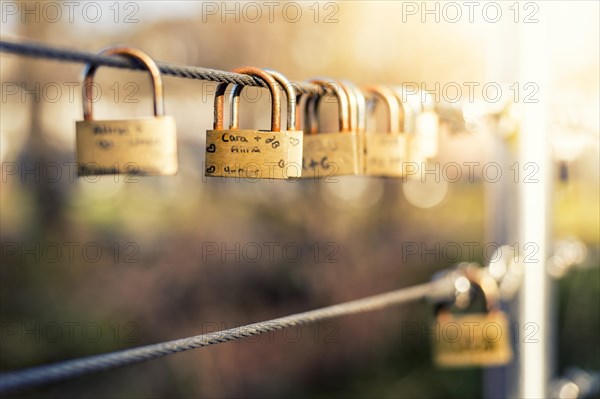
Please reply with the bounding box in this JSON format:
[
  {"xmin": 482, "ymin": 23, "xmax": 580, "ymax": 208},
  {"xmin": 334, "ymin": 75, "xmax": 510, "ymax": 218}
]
[
  {"xmin": 75, "ymin": 47, "xmax": 178, "ymax": 176},
  {"xmin": 433, "ymin": 272, "xmax": 513, "ymax": 367},
  {"xmin": 434, "ymin": 310, "xmax": 513, "ymax": 367},
  {"xmin": 205, "ymin": 67, "xmax": 302, "ymax": 180},
  {"xmin": 301, "ymin": 79, "xmax": 359, "ymax": 178},
  {"xmin": 363, "ymin": 85, "xmax": 408, "ymax": 177}
]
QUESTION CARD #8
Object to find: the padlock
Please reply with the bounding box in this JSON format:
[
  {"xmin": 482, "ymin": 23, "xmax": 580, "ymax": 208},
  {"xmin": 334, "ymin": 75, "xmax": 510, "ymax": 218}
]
[
  {"xmin": 76, "ymin": 47, "xmax": 177, "ymax": 176},
  {"xmin": 204, "ymin": 67, "xmax": 302, "ymax": 180},
  {"xmin": 362, "ymin": 85, "xmax": 408, "ymax": 177},
  {"xmin": 300, "ymin": 79, "xmax": 359, "ymax": 178},
  {"xmin": 433, "ymin": 266, "xmax": 513, "ymax": 367}
]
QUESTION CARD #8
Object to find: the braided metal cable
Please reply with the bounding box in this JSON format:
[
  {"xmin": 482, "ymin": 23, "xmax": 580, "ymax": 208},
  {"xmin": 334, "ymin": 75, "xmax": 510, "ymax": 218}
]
[
  {"xmin": 0, "ymin": 279, "xmax": 453, "ymax": 393},
  {"xmin": 0, "ymin": 39, "xmax": 321, "ymax": 94}
]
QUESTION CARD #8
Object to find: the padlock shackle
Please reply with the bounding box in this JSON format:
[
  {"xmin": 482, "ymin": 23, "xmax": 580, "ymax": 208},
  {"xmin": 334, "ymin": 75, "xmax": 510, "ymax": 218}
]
[
  {"xmin": 338, "ymin": 80, "xmax": 366, "ymax": 134},
  {"xmin": 468, "ymin": 270, "xmax": 501, "ymax": 313},
  {"xmin": 293, "ymin": 91, "xmax": 319, "ymax": 134},
  {"xmin": 390, "ymin": 86, "xmax": 417, "ymax": 134},
  {"xmin": 82, "ymin": 47, "xmax": 163, "ymax": 121},
  {"xmin": 308, "ymin": 79, "xmax": 351, "ymax": 133},
  {"xmin": 229, "ymin": 85, "xmax": 242, "ymax": 130},
  {"xmin": 230, "ymin": 67, "xmax": 281, "ymax": 132},
  {"xmin": 212, "ymin": 82, "xmax": 229, "ymax": 130},
  {"xmin": 363, "ymin": 85, "xmax": 402, "ymax": 134},
  {"xmin": 265, "ymin": 69, "xmax": 297, "ymax": 131},
  {"xmin": 433, "ymin": 264, "xmax": 502, "ymax": 315},
  {"xmin": 301, "ymin": 94, "xmax": 320, "ymax": 135},
  {"xmin": 294, "ymin": 92, "xmax": 304, "ymax": 131}
]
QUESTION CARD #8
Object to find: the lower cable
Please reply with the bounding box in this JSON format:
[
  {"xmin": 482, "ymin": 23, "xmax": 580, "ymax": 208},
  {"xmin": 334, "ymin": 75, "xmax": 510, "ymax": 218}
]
[{"xmin": 0, "ymin": 279, "xmax": 452, "ymax": 393}]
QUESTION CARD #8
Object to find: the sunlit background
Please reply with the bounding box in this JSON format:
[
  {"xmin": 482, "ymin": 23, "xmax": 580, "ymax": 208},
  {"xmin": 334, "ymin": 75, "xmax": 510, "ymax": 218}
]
[{"xmin": 1, "ymin": 1, "xmax": 598, "ymax": 398}]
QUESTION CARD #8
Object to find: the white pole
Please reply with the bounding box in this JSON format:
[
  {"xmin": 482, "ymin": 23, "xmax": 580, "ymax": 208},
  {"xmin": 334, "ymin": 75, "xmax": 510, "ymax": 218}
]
[{"xmin": 515, "ymin": 12, "xmax": 552, "ymax": 399}]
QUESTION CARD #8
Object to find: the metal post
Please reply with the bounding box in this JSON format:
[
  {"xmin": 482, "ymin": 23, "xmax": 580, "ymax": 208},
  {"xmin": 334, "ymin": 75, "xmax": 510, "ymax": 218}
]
[
  {"xmin": 481, "ymin": 9, "xmax": 553, "ymax": 397},
  {"xmin": 514, "ymin": 16, "xmax": 553, "ymax": 399}
]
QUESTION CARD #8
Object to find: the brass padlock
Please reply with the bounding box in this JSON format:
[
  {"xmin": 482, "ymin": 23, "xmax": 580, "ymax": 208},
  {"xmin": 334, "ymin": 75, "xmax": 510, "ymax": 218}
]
[
  {"xmin": 301, "ymin": 79, "xmax": 359, "ymax": 178},
  {"xmin": 76, "ymin": 47, "xmax": 177, "ymax": 176},
  {"xmin": 433, "ymin": 267, "xmax": 513, "ymax": 367},
  {"xmin": 362, "ymin": 85, "xmax": 408, "ymax": 177},
  {"xmin": 204, "ymin": 67, "xmax": 302, "ymax": 180}
]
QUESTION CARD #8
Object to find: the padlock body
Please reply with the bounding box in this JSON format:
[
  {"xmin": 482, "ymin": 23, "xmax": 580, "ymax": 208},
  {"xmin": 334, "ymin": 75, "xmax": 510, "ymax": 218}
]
[
  {"xmin": 301, "ymin": 132, "xmax": 359, "ymax": 178},
  {"xmin": 205, "ymin": 129, "xmax": 303, "ymax": 179},
  {"xmin": 413, "ymin": 111, "xmax": 439, "ymax": 159},
  {"xmin": 364, "ymin": 132, "xmax": 408, "ymax": 177},
  {"xmin": 433, "ymin": 311, "xmax": 513, "ymax": 367},
  {"xmin": 76, "ymin": 116, "xmax": 178, "ymax": 176}
]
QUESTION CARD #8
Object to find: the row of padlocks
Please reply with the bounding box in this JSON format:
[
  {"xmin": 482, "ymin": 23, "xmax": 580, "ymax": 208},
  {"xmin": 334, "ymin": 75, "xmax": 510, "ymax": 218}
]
[
  {"xmin": 75, "ymin": 47, "xmax": 439, "ymax": 179},
  {"xmin": 74, "ymin": 46, "xmax": 514, "ymax": 369}
]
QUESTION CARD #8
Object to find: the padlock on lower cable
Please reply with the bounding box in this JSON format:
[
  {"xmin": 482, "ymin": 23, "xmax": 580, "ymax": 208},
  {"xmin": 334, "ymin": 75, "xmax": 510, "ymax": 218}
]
[
  {"xmin": 204, "ymin": 67, "xmax": 303, "ymax": 179},
  {"xmin": 300, "ymin": 79, "xmax": 359, "ymax": 178},
  {"xmin": 433, "ymin": 265, "xmax": 513, "ymax": 367},
  {"xmin": 362, "ymin": 85, "xmax": 408, "ymax": 177},
  {"xmin": 75, "ymin": 47, "xmax": 177, "ymax": 176}
]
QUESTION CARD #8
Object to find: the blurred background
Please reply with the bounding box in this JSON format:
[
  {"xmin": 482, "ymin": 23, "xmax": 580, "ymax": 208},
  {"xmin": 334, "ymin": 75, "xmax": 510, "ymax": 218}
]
[{"xmin": 0, "ymin": 1, "xmax": 598, "ymax": 398}]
